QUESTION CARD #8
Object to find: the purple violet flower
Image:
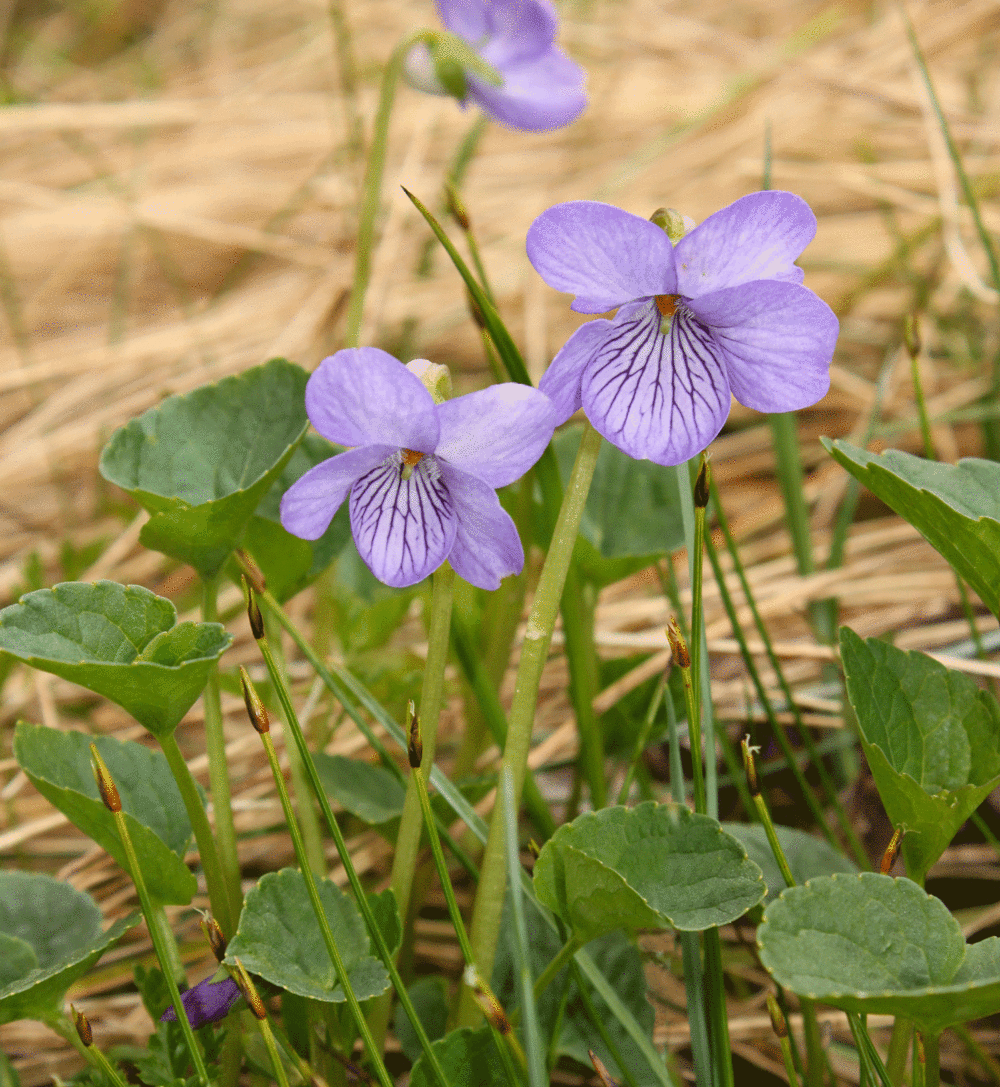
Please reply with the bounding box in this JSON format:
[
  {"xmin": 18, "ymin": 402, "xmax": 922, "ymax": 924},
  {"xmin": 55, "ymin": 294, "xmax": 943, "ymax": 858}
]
[
  {"xmin": 279, "ymin": 348, "xmax": 557, "ymax": 590},
  {"xmin": 404, "ymin": 0, "xmax": 586, "ymax": 131},
  {"xmin": 526, "ymin": 192, "xmax": 839, "ymax": 466},
  {"xmin": 161, "ymin": 976, "xmax": 242, "ymax": 1027}
]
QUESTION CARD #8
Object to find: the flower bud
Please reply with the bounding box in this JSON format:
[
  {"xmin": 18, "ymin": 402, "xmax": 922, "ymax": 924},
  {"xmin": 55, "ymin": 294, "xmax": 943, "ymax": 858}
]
[
  {"xmin": 765, "ymin": 993, "xmax": 787, "ymax": 1039},
  {"xmin": 589, "ymin": 1050, "xmax": 618, "ymax": 1087},
  {"xmin": 463, "ymin": 965, "xmax": 511, "ymax": 1035},
  {"xmin": 694, "ymin": 455, "xmax": 711, "ymax": 509},
  {"xmin": 405, "ymin": 358, "xmax": 452, "ymax": 404},
  {"xmin": 741, "ymin": 734, "xmax": 761, "ymax": 798},
  {"xmin": 72, "ymin": 1005, "xmax": 93, "ymax": 1047},
  {"xmin": 649, "ymin": 207, "xmax": 696, "ymax": 244},
  {"xmin": 903, "ymin": 314, "xmax": 921, "ymax": 359},
  {"xmin": 239, "ymin": 667, "xmax": 270, "ymax": 734},
  {"xmin": 231, "ymin": 958, "xmax": 267, "ymax": 1021},
  {"xmin": 445, "ymin": 181, "xmax": 470, "ymax": 231},
  {"xmin": 237, "ymin": 550, "xmax": 266, "ymax": 596},
  {"xmin": 403, "ymin": 33, "xmax": 503, "ymax": 102},
  {"xmin": 243, "ymin": 576, "xmax": 265, "ymax": 641},
  {"xmin": 407, "ymin": 701, "xmax": 423, "ymax": 769},
  {"xmin": 89, "ymin": 744, "xmax": 121, "ymax": 813},
  {"xmin": 880, "ymin": 826, "xmax": 904, "ymax": 875},
  {"xmin": 666, "ymin": 617, "xmax": 690, "ymax": 670},
  {"xmin": 201, "ymin": 914, "xmax": 228, "ymax": 963}
]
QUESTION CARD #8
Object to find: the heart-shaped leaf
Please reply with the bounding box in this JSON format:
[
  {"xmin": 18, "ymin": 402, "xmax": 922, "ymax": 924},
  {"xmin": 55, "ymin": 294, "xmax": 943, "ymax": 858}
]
[
  {"xmin": 100, "ymin": 358, "xmax": 309, "ymax": 579},
  {"xmin": 823, "ymin": 439, "xmax": 1000, "ymax": 618},
  {"xmin": 0, "ymin": 871, "xmax": 136, "ymax": 1025},
  {"xmin": 840, "ymin": 627, "xmax": 1000, "ymax": 884},
  {"xmin": 533, "ymin": 802, "xmax": 765, "ymax": 941},
  {"xmin": 0, "ymin": 582, "xmax": 231, "ymax": 737},
  {"xmin": 721, "ymin": 823, "xmax": 858, "ymax": 903},
  {"xmin": 14, "ymin": 723, "xmax": 198, "ymax": 905},
  {"xmin": 758, "ymin": 872, "xmax": 1000, "ymax": 1032},
  {"xmin": 552, "ymin": 425, "xmax": 683, "ymax": 585},
  {"xmin": 409, "ymin": 1026, "xmax": 508, "ymax": 1087},
  {"xmin": 225, "ymin": 868, "xmax": 389, "ymax": 1003},
  {"xmin": 235, "ymin": 435, "xmax": 351, "ymax": 603}
]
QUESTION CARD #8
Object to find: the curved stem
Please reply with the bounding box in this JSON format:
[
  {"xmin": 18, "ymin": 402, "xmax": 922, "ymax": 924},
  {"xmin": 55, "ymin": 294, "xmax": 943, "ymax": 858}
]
[{"xmin": 460, "ymin": 422, "xmax": 602, "ymax": 1027}]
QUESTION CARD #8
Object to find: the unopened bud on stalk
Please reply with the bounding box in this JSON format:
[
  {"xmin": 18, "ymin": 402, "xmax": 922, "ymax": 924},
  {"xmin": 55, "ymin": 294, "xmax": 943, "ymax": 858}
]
[
  {"xmin": 880, "ymin": 826, "xmax": 904, "ymax": 875},
  {"xmin": 407, "ymin": 700, "xmax": 423, "ymax": 769},
  {"xmin": 239, "ymin": 667, "xmax": 270, "ymax": 734},
  {"xmin": 466, "ymin": 289, "xmax": 488, "ymax": 331},
  {"xmin": 72, "ymin": 1005, "xmax": 93, "ymax": 1047},
  {"xmin": 463, "ymin": 965, "xmax": 511, "ymax": 1035},
  {"xmin": 237, "ymin": 551, "xmax": 266, "ymax": 596},
  {"xmin": 445, "ymin": 180, "xmax": 470, "ymax": 231},
  {"xmin": 89, "ymin": 745, "xmax": 121, "ymax": 813},
  {"xmin": 649, "ymin": 207, "xmax": 695, "ymax": 244},
  {"xmin": 694, "ymin": 455, "xmax": 711, "ymax": 509},
  {"xmin": 741, "ymin": 734, "xmax": 761, "ymax": 798},
  {"xmin": 765, "ymin": 993, "xmax": 788, "ymax": 1039},
  {"xmin": 666, "ymin": 617, "xmax": 690, "ymax": 669},
  {"xmin": 903, "ymin": 314, "xmax": 921, "ymax": 359},
  {"xmin": 527, "ymin": 838, "xmax": 540, "ymax": 860},
  {"xmin": 589, "ymin": 1049, "xmax": 618, "ymax": 1087},
  {"xmin": 243, "ymin": 576, "xmax": 265, "ymax": 641},
  {"xmin": 201, "ymin": 914, "xmax": 228, "ymax": 963},
  {"xmin": 231, "ymin": 957, "xmax": 267, "ymax": 1021}
]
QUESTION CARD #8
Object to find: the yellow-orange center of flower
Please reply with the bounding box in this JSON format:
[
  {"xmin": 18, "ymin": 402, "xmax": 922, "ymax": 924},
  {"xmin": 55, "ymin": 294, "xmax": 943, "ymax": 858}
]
[
  {"xmin": 655, "ymin": 294, "xmax": 679, "ymax": 318},
  {"xmin": 402, "ymin": 449, "xmax": 425, "ymax": 467}
]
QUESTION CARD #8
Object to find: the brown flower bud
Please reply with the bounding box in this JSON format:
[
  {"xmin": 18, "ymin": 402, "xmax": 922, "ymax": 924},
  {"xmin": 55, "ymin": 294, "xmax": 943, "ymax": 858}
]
[
  {"xmin": 741, "ymin": 735, "xmax": 761, "ymax": 798},
  {"xmin": 880, "ymin": 826, "xmax": 904, "ymax": 875},
  {"xmin": 239, "ymin": 666, "xmax": 270, "ymax": 734},
  {"xmin": 242, "ymin": 576, "xmax": 265, "ymax": 641},
  {"xmin": 407, "ymin": 701, "xmax": 423, "ymax": 769},
  {"xmin": 766, "ymin": 993, "xmax": 787, "ymax": 1039},
  {"xmin": 201, "ymin": 914, "xmax": 228, "ymax": 963},
  {"xmin": 231, "ymin": 958, "xmax": 266, "ymax": 1021},
  {"xmin": 666, "ymin": 617, "xmax": 690, "ymax": 670},
  {"xmin": 89, "ymin": 744, "xmax": 121, "ymax": 813},
  {"xmin": 72, "ymin": 1005, "xmax": 93, "ymax": 1047},
  {"xmin": 589, "ymin": 1049, "xmax": 618, "ymax": 1086},
  {"xmin": 694, "ymin": 454, "xmax": 711, "ymax": 509}
]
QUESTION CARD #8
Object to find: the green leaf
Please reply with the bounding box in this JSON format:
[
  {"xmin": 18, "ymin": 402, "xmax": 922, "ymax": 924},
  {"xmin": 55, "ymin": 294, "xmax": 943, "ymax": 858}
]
[
  {"xmin": 823, "ymin": 439, "xmax": 1000, "ymax": 618},
  {"xmin": 235, "ymin": 435, "xmax": 351, "ymax": 603},
  {"xmin": 366, "ymin": 888, "xmax": 403, "ymax": 959},
  {"xmin": 394, "ymin": 976, "xmax": 450, "ymax": 1065},
  {"xmin": 722, "ymin": 823, "xmax": 858, "ymax": 903},
  {"xmin": 313, "ymin": 752, "xmax": 406, "ymax": 825},
  {"xmin": 225, "ymin": 868, "xmax": 389, "ymax": 1003},
  {"xmin": 553, "ymin": 424, "xmax": 684, "ymax": 576},
  {"xmin": 409, "ymin": 1027, "xmax": 508, "ymax": 1087},
  {"xmin": 533, "ymin": 802, "xmax": 765, "ymax": 941},
  {"xmin": 99, "ymin": 358, "xmax": 310, "ymax": 579},
  {"xmin": 0, "ymin": 871, "xmax": 136, "ymax": 1025},
  {"xmin": 14, "ymin": 723, "xmax": 198, "ymax": 905},
  {"xmin": 840, "ymin": 627, "xmax": 1000, "ymax": 883},
  {"xmin": 0, "ymin": 582, "xmax": 231, "ymax": 737},
  {"xmin": 758, "ymin": 872, "xmax": 1000, "ymax": 1032}
]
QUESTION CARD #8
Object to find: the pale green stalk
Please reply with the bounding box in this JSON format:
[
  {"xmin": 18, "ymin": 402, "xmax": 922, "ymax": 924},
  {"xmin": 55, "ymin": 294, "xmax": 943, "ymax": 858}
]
[
  {"xmin": 616, "ymin": 673, "xmax": 665, "ymax": 806},
  {"xmin": 459, "ymin": 421, "xmax": 603, "ymax": 1026},
  {"xmin": 201, "ymin": 573, "xmax": 243, "ymax": 930},
  {"xmin": 886, "ymin": 1019, "xmax": 913, "ymax": 1085},
  {"xmin": 532, "ymin": 935, "xmax": 584, "ymax": 1002}
]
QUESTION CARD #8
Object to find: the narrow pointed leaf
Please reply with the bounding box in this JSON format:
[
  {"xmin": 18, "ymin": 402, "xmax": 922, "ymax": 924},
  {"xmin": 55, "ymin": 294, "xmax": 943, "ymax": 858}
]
[
  {"xmin": 0, "ymin": 872, "xmax": 137, "ymax": 1025},
  {"xmin": 100, "ymin": 358, "xmax": 309, "ymax": 578},
  {"xmin": 823, "ymin": 439, "xmax": 1000, "ymax": 617},
  {"xmin": 0, "ymin": 582, "xmax": 231, "ymax": 736},
  {"xmin": 759, "ymin": 872, "xmax": 1000, "ymax": 1032},
  {"xmin": 840, "ymin": 626, "xmax": 1000, "ymax": 883},
  {"xmin": 533, "ymin": 802, "xmax": 765, "ymax": 941},
  {"xmin": 14, "ymin": 723, "xmax": 198, "ymax": 905},
  {"xmin": 225, "ymin": 868, "xmax": 389, "ymax": 1002}
]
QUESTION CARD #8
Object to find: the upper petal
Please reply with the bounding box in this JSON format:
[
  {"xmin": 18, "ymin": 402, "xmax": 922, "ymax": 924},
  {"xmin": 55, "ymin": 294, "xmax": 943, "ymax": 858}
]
[
  {"xmin": 538, "ymin": 317, "xmax": 612, "ymax": 424},
  {"xmin": 580, "ymin": 301, "xmax": 731, "ymax": 466},
  {"xmin": 305, "ymin": 348, "xmax": 439, "ymax": 452},
  {"xmin": 479, "ymin": 0, "xmax": 558, "ymax": 67},
  {"xmin": 280, "ymin": 445, "xmax": 392, "ymax": 540},
  {"xmin": 687, "ymin": 280, "xmax": 837, "ymax": 412},
  {"xmin": 435, "ymin": 384, "xmax": 556, "ymax": 488},
  {"xmin": 467, "ymin": 47, "xmax": 586, "ymax": 131},
  {"xmin": 162, "ymin": 977, "xmax": 242, "ymax": 1026},
  {"xmin": 527, "ymin": 202, "xmax": 676, "ymax": 313},
  {"xmin": 674, "ymin": 192, "xmax": 817, "ymax": 298},
  {"xmin": 349, "ymin": 454, "xmax": 457, "ymax": 588},
  {"xmin": 437, "ymin": 462, "xmax": 524, "ymax": 590},
  {"xmin": 435, "ymin": 0, "xmax": 489, "ymax": 42}
]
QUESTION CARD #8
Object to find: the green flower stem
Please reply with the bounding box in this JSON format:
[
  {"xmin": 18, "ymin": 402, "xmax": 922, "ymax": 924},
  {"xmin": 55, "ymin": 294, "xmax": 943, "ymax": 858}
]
[
  {"xmin": 800, "ymin": 998, "xmax": 826, "ymax": 1087},
  {"xmin": 256, "ymin": 1014, "xmax": 291, "ymax": 1087},
  {"xmin": 256, "ymin": 724, "xmax": 394, "ymax": 1087},
  {"xmin": 158, "ymin": 731, "xmax": 235, "ymax": 937},
  {"xmin": 250, "ymin": 626, "xmax": 456, "ymax": 1087},
  {"xmin": 741, "ymin": 738, "xmax": 796, "ymax": 890},
  {"xmin": 568, "ymin": 958, "xmax": 646, "ymax": 1087},
  {"xmin": 616, "ymin": 673, "xmax": 665, "ymax": 806},
  {"xmin": 531, "ymin": 934, "xmax": 583, "ymax": 1003},
  {"xmin": 886, "ymin": 1019, "xmax": 913, "ymax": 1085},
  {"xmin": 922, "ymin": 1031, "xmax": 940, "ymax": 1087},
  {"xmin": 343, "ymin": 33, "xmax": 420, "ymax": 347},
  {"xmin": 562, "ymin": 568, "xmax": 606, "ymax": 809},
  {"xmin": 201, "ymin": 573, "xmax": 243, "ymax": 931},
  {"xmin": 680, "ymin": 933, "xmax": 713, "ymax": 1087},
  {"xmin": 263, "ymin": 609, "xmax": 325, "ymax": 876},
  {"xmin": 148, "ymin": 904, "xmax": 186, "ymax": 986},
  {"xmin": 89, "ymin": 746, "xmax": 210, "ymax": 1087},
  {"xmin": 670, "ymin": 623, "xmax": 705, "ymax": 815},
  {"xmin": 703, "ymin": 927, "xmax": 733, "ymax": 1087},
  {"xmin": 689, "ymin": 461, "xmax": 709, "ymax": 815},
  {"xmin": 460, "ymin": 421, "xmax": 603, "ymax": 1027}
]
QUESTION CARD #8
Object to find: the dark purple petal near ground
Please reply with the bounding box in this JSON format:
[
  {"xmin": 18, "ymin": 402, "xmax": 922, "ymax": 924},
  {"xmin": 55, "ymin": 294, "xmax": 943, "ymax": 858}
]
[{"xmin": 161, "ymin": 976, "xmax": 242, "ymax": 1027}]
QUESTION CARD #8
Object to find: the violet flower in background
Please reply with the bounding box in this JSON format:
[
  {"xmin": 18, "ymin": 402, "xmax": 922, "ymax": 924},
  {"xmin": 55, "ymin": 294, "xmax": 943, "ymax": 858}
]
[
  {"xmin": 526, "ymin": 192, "xmax": 839, "ymax": 466},
  {"xmin": 280, "ymin": 349, "xmax": 557, "ymax": 590},
  {"xmin": 404, "ymin": 0, "xmax": 586, "ymax": 131},
  {"xmin": 161, "ymin": 976, "xmax": 242, "ymax": 1027}
]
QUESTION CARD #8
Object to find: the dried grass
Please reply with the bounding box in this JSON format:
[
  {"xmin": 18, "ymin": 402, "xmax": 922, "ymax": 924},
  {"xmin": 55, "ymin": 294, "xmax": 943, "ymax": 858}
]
[{"xmin": 2, "ymin": 0, "xmax": 1000, "ymax": 1080}]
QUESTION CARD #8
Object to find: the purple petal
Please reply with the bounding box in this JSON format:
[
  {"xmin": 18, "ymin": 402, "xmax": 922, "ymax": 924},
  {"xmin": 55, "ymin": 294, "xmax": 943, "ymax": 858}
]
[
  {"xmin": 527, "ymin": 202, "xmax": 675, "ymax": 313},
  {"xmin": 688, "ymin": 281, "xmax": 837, "ymax": 413},
  {"xmin": 467, "ymin": 47, "xmax": 586, "ymax": 130},
  {"xmin": 349, "ymin": 454, "xmax": 457, "ymax": 588},
  {"xmin": 435, "ymin": 384, "xmax": 556, "ymax": 488},
  {"xmin": 438, "ymin": 463, "xmax": 524, "ymax": 590},
  {"xmin": 580, "ymin": 300, "xmax": 731, "ymax": 466},
  {"xmin": 305, "ymin": 348, "xmax": 439, "ymax": 452},
  {"xmin": 161, "ymin": 977, "xmax": 242, "ymax": 1027},
  {"xmin": 435, "ymin": 0, "xmax": 489, "ymax": 42},
  {"xmin": 479, "ymin": 0, "xmax": 558, "ymax": 67},
  {"xmin": 538, "ymin": 318, "xmax": 612, "ymax": 425},
  {"xmin": 280, "ymin": 446, "xmax": 392, "ymax": 540},
  {"xmin": 674, "ymin": 192, "xmax": 817, "ymax": 298}
]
